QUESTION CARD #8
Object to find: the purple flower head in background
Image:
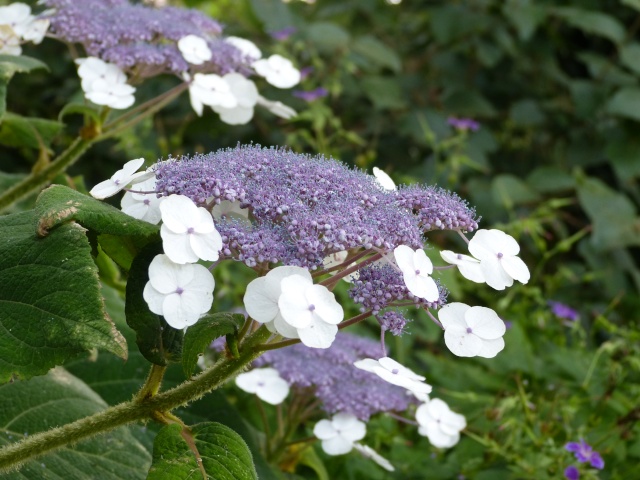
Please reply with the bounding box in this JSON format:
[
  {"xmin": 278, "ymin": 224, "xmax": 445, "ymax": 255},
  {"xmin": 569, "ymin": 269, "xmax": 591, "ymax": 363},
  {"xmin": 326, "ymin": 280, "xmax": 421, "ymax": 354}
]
[
  {"xmin": 299, "ymin": 66, "xmax": 314, "ymax": 80},
  {"xmin": 270, "ymin": 26, "xmax": 297, "ymax": 41},
  {"xmin": 549, "ymin": 301, "xmax": 579, "ymax": 322},
  {"xmin": 447, "ymin": 117, "xmax": 480, "ymax": 132},
  {"xmin": 254, "ymin": 332, "xmax": 414, "ymax": 419},
  {"xmin": 42, "ymin": 0, "xmax": 252, "ymax": 78},
  {"xmin": 293, "ymin": 87, "xmax": 329, "ymax": 102},
  {"xmin": 153, "ymin": 145, "xmax": 478, "ymax": 271},
  {"xmin": 564, "ymin": 465, "xmax": 580, "ymax": 480},
  {"xmin": 565, "ymin": 439, "xmax": 604, "ymax": 469}
]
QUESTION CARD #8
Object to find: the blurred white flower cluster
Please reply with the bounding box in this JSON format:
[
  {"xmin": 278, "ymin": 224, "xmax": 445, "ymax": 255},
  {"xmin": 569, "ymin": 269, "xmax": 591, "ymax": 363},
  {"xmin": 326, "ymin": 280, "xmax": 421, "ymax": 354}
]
[{"xmin": 0, "ymin": 2, "xmax": 49, "ymax": 56}]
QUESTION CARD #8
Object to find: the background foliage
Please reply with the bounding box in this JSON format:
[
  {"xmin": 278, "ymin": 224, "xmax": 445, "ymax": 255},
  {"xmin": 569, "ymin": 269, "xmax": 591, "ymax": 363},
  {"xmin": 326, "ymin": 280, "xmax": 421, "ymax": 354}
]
[{"xmin": 1, "ymin": 0, "xmax": 640, "ymax": 479}]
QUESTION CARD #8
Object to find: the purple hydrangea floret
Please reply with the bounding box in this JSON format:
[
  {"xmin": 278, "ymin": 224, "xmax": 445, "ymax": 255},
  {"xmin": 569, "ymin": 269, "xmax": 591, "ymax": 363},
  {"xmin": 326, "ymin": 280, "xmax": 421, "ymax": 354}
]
[
  {"xmin": 565, "ymin": 439, "xmax": 604, "ymax": 469},
  {"xmin": 154, "ymin": 145, "xmax": 477, "ymax": 270},
  {"xmin": 379, "ymin": 310, "xmax": 411, "ymax": 336},
  {"xmin": 254, "ymin": 332, "xmax": 414, "ymax": 420},
  {"xmin": 43, "ymin": 0, "xmax": 252, "ymax": 77}
]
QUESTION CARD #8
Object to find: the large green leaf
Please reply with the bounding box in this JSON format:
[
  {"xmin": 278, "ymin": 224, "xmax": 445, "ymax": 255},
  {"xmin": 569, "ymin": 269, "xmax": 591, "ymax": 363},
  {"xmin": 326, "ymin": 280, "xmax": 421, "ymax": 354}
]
[
  {"xmin": 607, "ymin": 87, "xmax": 640, "ymax": 121},
  {"xmin": 361, "ymin": 76, "xmax": 406, "ymax": 110},
  {"xmin": 125, "ymin": 243, "xmax": 183, "ymax": 366},
  {"xmin": 35, "ymin": 185, "xmax": 159, "ymax": 239},
  {"xmin": 552, "ymin": 7, "xmax": 625, "ymax": 44},
  {"xmin": 0, "ymin": 112, "xmax": 63, "ymax": 150},
  {"xmin": 0, "ymin": 211, "xmax": 127, "ymax": 383},
  {"xmin": 249, "ymin": 0, "xmax": 295, "ymax": 32},
  {"xmin": 576, "ymin": 176, "xmax": 640, "ymax": 251},
  {"xmin": 182, "ymin": 313, "xmax": 245, "ymax": 378},
  {"xmin": 0, "ymin": 368, "xmax": 151, "ymax": 479},
  {"xmin": 306, "ymin": 22, "xmax": 350, "ymax": 53},
  {"xmin": 351, "ymin": 35, "xmax": 402, "ymax": 73},
  {"xmin": 147, "ymin": 422, "xmax": 257, "ymax": 480}
]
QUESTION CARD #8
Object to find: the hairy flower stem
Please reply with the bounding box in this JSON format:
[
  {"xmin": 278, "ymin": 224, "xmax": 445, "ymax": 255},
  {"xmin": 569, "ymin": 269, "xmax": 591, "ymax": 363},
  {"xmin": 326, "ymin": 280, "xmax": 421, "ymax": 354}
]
[
  {"xmin": 0, "ymin": 137, "xmax": 94, "ymax": 213},
  {"xmin": 0, "ymin": 326, "xmax": 272, "ymax": 473}
]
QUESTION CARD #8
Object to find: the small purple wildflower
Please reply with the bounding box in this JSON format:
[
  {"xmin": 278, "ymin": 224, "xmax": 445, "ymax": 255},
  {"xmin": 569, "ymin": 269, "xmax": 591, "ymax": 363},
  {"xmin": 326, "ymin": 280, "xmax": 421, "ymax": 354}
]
[
  {"xmin": 447, "ymin": 117, "xmax": 480, "ymax": 132},
  {"xmin": 254, "ymin": 332, "xmax": 414, "ymax": 420},
  {"xmin": 565, "ymin": 439, "xmax": 604, "ymax": 469},
  {"xmin": 564, "ymin": 465, "xmax": 580, "ymax": 480},
  {"xmin": 549, "ymin": 301, "xmax": 579, "ymax": 322},
  {"xmin": 299, "ymin": 66, "xmax": 314, "ymax": 80},
  {"xmin": 293, "ymin": 87, "xmax": 329, "ymax": 102},
  {"xmin": 270, "ymin": 26, "xmax": 297, "ymax": 41}
]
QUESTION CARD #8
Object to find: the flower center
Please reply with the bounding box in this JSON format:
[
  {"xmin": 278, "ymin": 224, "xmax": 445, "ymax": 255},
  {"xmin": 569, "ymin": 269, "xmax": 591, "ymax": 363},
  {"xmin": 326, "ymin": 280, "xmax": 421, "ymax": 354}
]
[
  {"xmin": 497, "ymin": 252, "xmax": 503, "ymax": 259},
  {"xmin": 143, "ymin": 199, "xmax": 150, "ymax": 205},
  {"xmin": 187, "ymin": 227, "xmax": 195, "ymax": 234},
  {"xmin": 391, "ymin": 368, "xmax": 399, "ymax": 375},
  {"xmin": 415, "ymin": 269, "xmax": 420, "ymax": 275},
  {"xmin": 456, "ymin": 254, "xmax": 463, "ymax": 260},
  {"xmin": 466, "ymin": 327, "xmax": 473, "ymax": 334},
  {"xmin": 175, "ymin": 287, "xmax": 184, "ymax": 295},
  {"xmin": 308, "ymin": 304, "xmax": 316, "ymax": 312}
]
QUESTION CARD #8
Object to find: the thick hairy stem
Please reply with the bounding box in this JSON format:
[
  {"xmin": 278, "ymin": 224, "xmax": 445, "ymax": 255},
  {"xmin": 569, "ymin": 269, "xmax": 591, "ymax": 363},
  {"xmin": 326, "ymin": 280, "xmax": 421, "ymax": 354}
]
[
  {"xmin": 0, "ymin": 137, "xmax": 94, "ymax": 213},
  {"xmin": 0, "ymin": 327, "xmax": 271, "ymax": 472}
]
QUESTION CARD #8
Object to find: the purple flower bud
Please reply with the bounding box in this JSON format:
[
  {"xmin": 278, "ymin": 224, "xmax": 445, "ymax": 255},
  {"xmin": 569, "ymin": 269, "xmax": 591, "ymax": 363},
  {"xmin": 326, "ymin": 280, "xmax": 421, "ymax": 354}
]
[{"xmin": 447, "ymin": 117, "xmax": 480, "ymax": 131}]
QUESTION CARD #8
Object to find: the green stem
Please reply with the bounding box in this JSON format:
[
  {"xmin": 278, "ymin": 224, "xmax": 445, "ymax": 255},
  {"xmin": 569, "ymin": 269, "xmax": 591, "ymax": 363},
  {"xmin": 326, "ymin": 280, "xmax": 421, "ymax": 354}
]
[
  {"xmin": 135, "ymin": 364, "xmax": 167, "ymax": 401},
  {"xmin": 0, "ymin": 137, "xmax": 94, "ymax": 213},
  {"xmin": 0, "ymin": 326, "xmax": 272, "ymax": 472}
]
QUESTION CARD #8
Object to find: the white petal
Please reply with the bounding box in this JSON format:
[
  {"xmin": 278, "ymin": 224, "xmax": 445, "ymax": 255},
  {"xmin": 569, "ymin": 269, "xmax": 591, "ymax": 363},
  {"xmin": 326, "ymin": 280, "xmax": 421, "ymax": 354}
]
[
  {"xmin": 159, "ymin": 195, "xmax": 197, "ymax": 233},
  {"xmin": 413, "ymin": 249, "xmax": 434, "ymax": 275},
  {"xmin": 372, "ymin": 167, "xmax": 396, "ymax": 191},
  {"xmin": 257, "ymin": 376, "xmax": 290, "ymax": 405},
  {"xmin": 189, "ymin": 230, "xmax": 222, "ymax": 262},
  {"xmin": 297, "ymin": 319, "xmax": 338, "ymax": 349},
  {"xmin": 306, "ymin": 285, "xmax": 343, "ymax": 325},
  {"xmin": 443, "ymin": 329, "xmax": 483, "ymax": 357},
  {"xmin": 278, "ymin": 275, "xmax": 315, "ymax": 328},
  {"xmin": 272, "ymin": 313, "xmax": 300, "ymax": 338},
  {"xmin": 378, "ymin": 357, "xmax": 425, "ymax": 381},
  {"xmin": 225, "ymin": 36, "xmax": 262, "ymax": 60},
  {"xmin": 424, "ymin": 426, "xmax": 460, "ymax": 448},
  {"xmin": 235, "ymin": 370, "xmax": 260, "ymax": 393},
  {"xmin": 161, "ymin": 293, "xmax": 201, "ymax": 329},
  {"xmin": 353, "ymin": 444, "xmax": 395, "ymax": 472},
  {"xmin": 244, "ymin": 277, "xmax": 279, "ymax": 323},
  {"xmin": 476, "ymin": 337, "xmax": 505, "ymax": 358},
  {"xmin": 215, "ymin": 105, "xmax": 255, "ymax": 125},
  {"xmin": 438, "ymin": 302, "xmax": 470, "ymax": 329},
  {"xmin": 465, "ymin": 306, "xmax": 505, "ymax": 340},
  {"xmin": 321, "ymin": 436, "xmax": 354, "ymax": 456},
  {"xmin": 353, "ymin": 358, "xmax": 380, "ymax": 373},
  {"xmin": 147, "ymin": 254, "xmax": 189, "ymax": 294},
  {"xmin": 160, "ymin": 226, "xmax": 199, "ymax": 264},
  {"xmin": 393, "ymin": 245, "xmax": 415, "ymax": 273},
  {"xmin": 468, "ymin": 229, "xmax": 498, "ymax": 260},
  {"xmin": 142, "ymin": 282, "xmax": 165, "ymax": 315},
  {"xmin": 501, "ymin": 255, "xmax": 530, "ymax": 284},
  {"xmin": 480, "ymin": 257, "xmax": 513, "ymax": 290},
  {"xmin": 313, "ymin": 420, "xmax": 337, "ymax": 440},
  {"xmin": 411, "ymin": 274, "xmax": 439, "ymax": 302},
  {"xmin": 89, "ymin": 179, "xmax": 121, "ymax": 199}
]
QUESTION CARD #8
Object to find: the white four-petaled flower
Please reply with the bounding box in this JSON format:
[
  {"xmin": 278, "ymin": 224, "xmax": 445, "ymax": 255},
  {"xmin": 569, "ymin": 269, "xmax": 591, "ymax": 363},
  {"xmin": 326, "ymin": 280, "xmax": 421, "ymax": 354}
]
[
  {"xmin": 354, "ymin": 357, "xmax": 432, "ymax": 395},
  {"xmin": 143, "ymin": 254, "xmax": 215, "ymax": 329},
  {"xmin": 76, "ymin": 57, "xmax": 135, "ymax": 109},
  {"xmin": 188, "ymin": 73, "xmax": 237, "ymax": 116},
  {"xmin": 89, "ymin": 158, "xmax": 150, "ymax": 199},
  {"xmin": 393, "ymin": 245, "xmax": 439, "ymax": 302},
  {"xmin": 416, "ymin": 398, "xmax": 466, "ymax": 448},
  {"xmin": 177, "ymin": 35, "xmax": 212, "ymax": 65},
  {"xmin": 253, "ymin": 54, "xmax": 301, "ymax": 89},
  {"xmin": 467, "ymin": 229, "xmax": 530, "ymax": 290},
  {"xmin": 225, "ymin": 36, "xmax": 262, "ymax": 61},
  {"xmin": 120, "ymin": 176, "xmax": 163, "ymax": 224},
  {"xmin": 212, "ymin": 73, "xmax": 258, "ymax": 125},
  {"xmin": 438, "ymin": 302, "xmax": 506, "ymax": 358},
  {"xmin": 439, "ymin": 250, "xmax": 485, "ymax": 283},
  {"xmin": 313, "ymin": 413, "xmax": 366, "ymax": 455},
  {"xmin": 159, "ymin": 194, "xmax": 223, "ymax": 264},
  {"xmin": 235, "ymin": 367, "xmax": 290, "ymax": 405}
]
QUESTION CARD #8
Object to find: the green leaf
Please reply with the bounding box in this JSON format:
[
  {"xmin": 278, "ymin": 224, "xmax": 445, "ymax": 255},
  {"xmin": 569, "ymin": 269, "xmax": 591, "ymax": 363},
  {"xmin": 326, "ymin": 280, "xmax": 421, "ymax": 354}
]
[
  {"xmin": 607, "ymin": 87, "xmax": 640, "ymax": 121},
  {"xmin": 526, "ymin": 167, "xmax": 575, "ymax": 193},
  {"xmin": 578, "ymin": 52, "xmax": 637, "ymax": 86},
  {"xmin": 606, "ymin": 135, "xmax": 640, "ymax": 181},
  {"xmin": 182, "ymin": 313, "xmax": 245, "ymax": 378},
  {"xmin": 351, "ymin": 35, "xmax": 402, "ymax": 73},
  {"xmin": 0, "ymin": 211, "xmax": 127, "ymax": 383},
  {"xmin": 576, "ymin": 176, "xmax": 640, "ymax": 250},
  {"xmin": 502, "ymin": 0, "xmax": 545, "ymax": 41},
  {"xmin": 306, "ymin": 22, "xmax": 350, "ymax": 53},
  {"xmin": 361, "ymin": 76, "xmax": 406, "ymax": 110},
  {"xmin": 125, "ymin": 242, "xmax": 183, "ymax": 366},
  {"xmin": 552, "ymin": 7, "xmax": 625, "ymax": 44},
  {"xmin": 147, "ymin": 422, "xmax": 257, "ymax": 480},
  {"xmin": 0, "ymin": 368, "xmax": 151, "ymax": 479},
  {"xmin": 443, "ymin": 89, "xmax": 497, "ymax": 117},
  {"xmin": 491, "ymin": 174, "xmax": 540, "ymax": 209},
  {"xmin": 0, "ymin": 112, "xmax": 64, "ymax": 149},
  {"xmin": 622, "ymin": 0, "xmax": 640, "ymax": 11},
  {"xmin": 0, "ymin": 54, "xmax": 48, "ymax": 122},
  {"xmin": 249, "ymin": 0, "xmax": 295, "ymax": 32},
  {"xmin": 35, "ymin": 185, "xmax": 159, "ymax": 239},
  {"xmin": 508, "ymin": 99, "xmax": 545, "ymax": 126},
  {"xmin": 59, "ymin": 102, "xmax": 102, "ymax": 125}
]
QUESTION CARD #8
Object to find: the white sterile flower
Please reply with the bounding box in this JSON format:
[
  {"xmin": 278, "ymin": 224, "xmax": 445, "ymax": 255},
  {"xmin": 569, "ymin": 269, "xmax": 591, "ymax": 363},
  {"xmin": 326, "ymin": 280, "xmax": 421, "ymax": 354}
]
[
  {"xmin": 253, "ymin": 54, "xmax": 301, "ymax": 89},
  {"xmin": 467, "ymin": 229, "xmax": 530, "ymax": 290},
  {"xmin": 313, "ymin": 413, "xmax": 366, "ymax": 455},
  {"xmin": 322, "ymin": 251, "xmax": 359, "ymax": 283},
  {"xmin": 143, "ymin": 254, "xmax": 214, "ymax": 329},
  {"xmin": 159, "ymin": 194, "xmax": 223, "ymax": 264},
  {"xmin": 77, "ymin": 57, "xmax": 127, "ymax": 91},
  {"xmin": 188, "ymin": 73, "xmax": 237, "ymax": 116},
  {"xmin": 354, "ymin": 357, "xmax": 432, "ymax": 395},
  {"xmin": 256, "ymin": 96, "xmax": 297, "ymax": 119},
  {"xmin": 440, "ymin": 250, "xmax": 485, "ymax": 284},
  {"xmin": 211, "ymin": 200, "xmax": 249, "ymax": 221},
  {"xmin": 89, "ymin": 158, "xmax": 150, "ymax": 199},
  {"xmin": 278, "ymin": 274, "xmax": 344, "ymax": 349},
  {"xmin": 416, "ymin": 398, "xmax": 466, "ymax": 448},
  {"xmin": 20, "ymin": 18, "xmax": 49, "ymax": 44},
  {"xmin": 353, "ymin": 444, "xmax": 395, "ymax": 472},
  {"xmin": 225, "ymin": 36, "xmax": 262, "ymax": 61},
  {"xmin": 372, "ymin": 167, "xmax": 396, "ymax": 191},
  {"xmin": 177, "ymin": 35, "xmax": 212, "ymax": 65},
  {"xmin": 85, "ymin": 79, "xmax": 136, "ymax": 109},
  {"xmin": 0, "ymin": 3, "xmax": 33, "ymax": 38},
  {"xmin": 393, "ymin": 245, "xmax": 439, "ymax": 302},
  {"xmin": 212, "ymin": 73, "xmax": 258, "ymax": 125},
  {"xmin": 235, "ymin": 367, "xmax": 290, "ymax": 405},
  {"xmin": 438, "ymin": 303, "xmax": 506, "ymax": 358},
  {"xmin": 121, "ymin": 176, "xmax": 163, "ymax": 224},
  {"xmin": 243, "ymin": 266, "xmax": 310, "ymax": 339},
  {"xmin": 0, "ymin": 25, "xmax": 21, "ymax": 56}
]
